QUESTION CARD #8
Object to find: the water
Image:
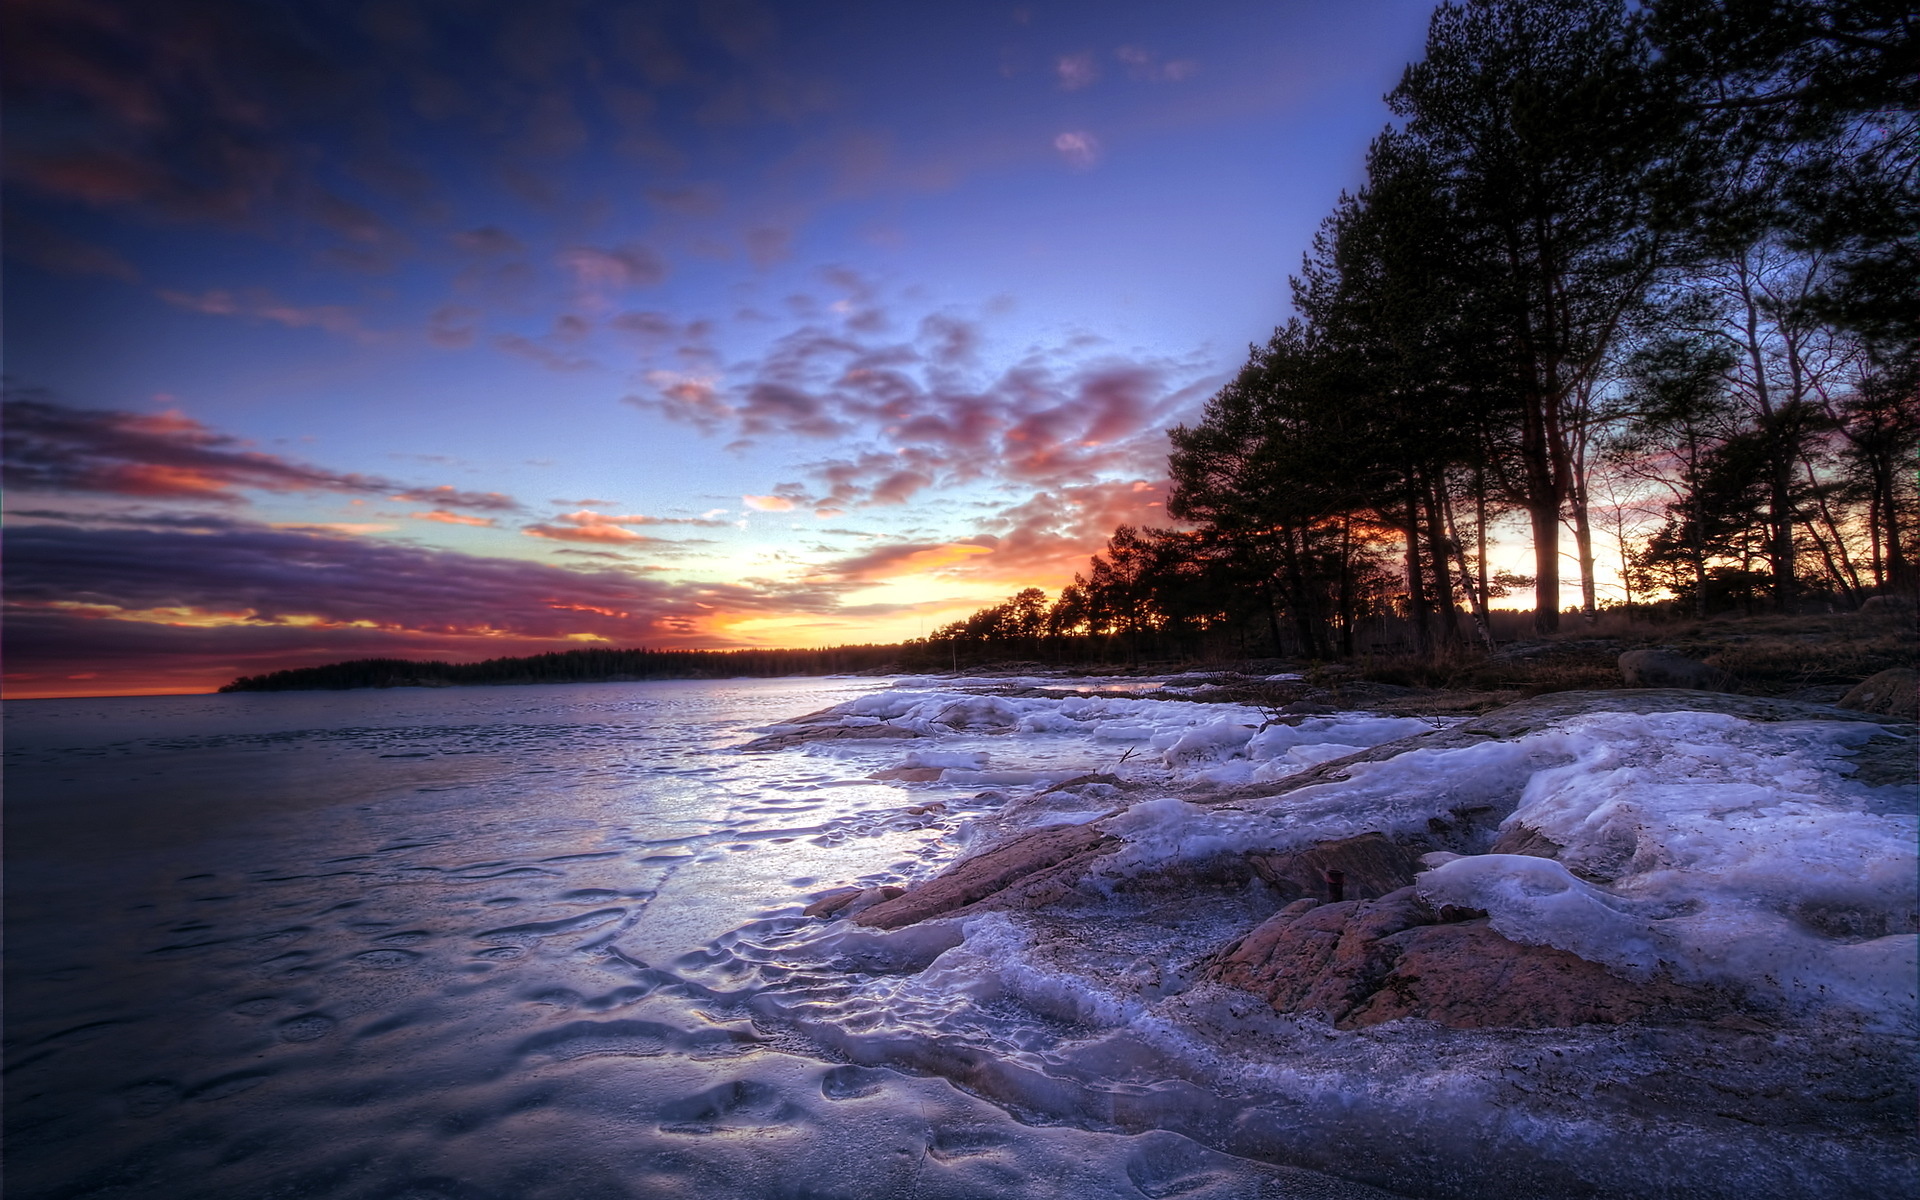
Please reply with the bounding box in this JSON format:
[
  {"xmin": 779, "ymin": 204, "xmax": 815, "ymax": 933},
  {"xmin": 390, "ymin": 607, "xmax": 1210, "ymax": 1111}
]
[{"xmin": 4, "ymin": 678, "xmax": 1387, "ymax": 1200}]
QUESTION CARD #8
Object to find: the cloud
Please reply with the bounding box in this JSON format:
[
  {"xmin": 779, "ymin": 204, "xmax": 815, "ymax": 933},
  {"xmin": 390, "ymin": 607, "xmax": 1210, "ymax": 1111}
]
[
  {"xmin": 1, "ymin": 516, "xmax": 859, "ymax": 694},
  {"xmin": 1114, "ymin": 46, "xmax": 1197, "ymax": 83},
  {"xmin": 411, "ymin": 510, "xmax": 497, "ymax": 527},
  {"xmin": 646, "ymin": 183, "xmax": 725, "ymax": 216},
  {"xmin": 2, "ymin": 393, "xmax": 523, "ymax": 510},
  {"xmin": 1055, "ymin": 52, "xmax": 1099, "ymax": 91},
  {"xmin": 744, "ymin": 226, "xmax": 793, "ymax": 267},
  {"xmin": 427, "ymin": 304, "xmax": 481, "ymax": 348},
  {"xmin": 628, "ymin": 288, "xmax": 1215, "ymax": 510},
  {"xmin": 491, "ymin": 331, "xmax": 597, "ymax": 372},
  {"xmin": 522, "ymin": 508, "xmax": 726, "ymax": 543},
  {"xmin": 968, "ymin": 479, "xmax": 1170, "ymax": 582},
  {"xmin": 1052, "ymin": 131, "xmax": 1101, "ymax": 170},
  {"xmin": 813, "ymin": 539, "xmax": 996, "ymax": 582},
  {"xmin": 386, "ymin": 485, "xmax": 519, "ymax": 512},
  {"xmin": 4, "ymin": 215, "xmax": 140, "ymax": 281},
  {"xmin": 742, "ymin": 494, "xmax": 795, "ymax": 512},
  {"xmin": 450, "ymin": 226, "xmax": 525, "ymax": 256},
  {"xmin": 524, "ymin": 521, "xmax": 668, "ymax": 545},
  {"xmin": 558, "ymin": 243, "xmax": 668, "ymax": 291},
  {"xmin": 159, "ymin": 288, "xmax": 373, "ymax": 340}
]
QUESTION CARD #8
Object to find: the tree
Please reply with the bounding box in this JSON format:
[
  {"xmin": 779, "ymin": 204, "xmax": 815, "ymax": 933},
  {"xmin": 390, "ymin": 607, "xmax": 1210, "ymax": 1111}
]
[{"xmin": 1392, "ymin": 0, "xmax": 1689, "ymax": 632}]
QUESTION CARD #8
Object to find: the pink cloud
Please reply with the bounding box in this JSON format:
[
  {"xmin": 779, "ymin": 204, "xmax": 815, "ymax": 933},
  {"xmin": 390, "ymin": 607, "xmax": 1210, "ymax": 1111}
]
[
  {"xmin": 1056, "ymin": 52, "xmax": 1099, "ymax": 91},
  {"xmin": 159, "ymin": 288, "xmax": 373, "ymax": 340},
  {"xmin": 1053, "ymin": 131, "xmax": 1101, "ymax": 170},
  {"xmin": 557, "ymin": 244, "xmax": 668, "ymax": 291}
]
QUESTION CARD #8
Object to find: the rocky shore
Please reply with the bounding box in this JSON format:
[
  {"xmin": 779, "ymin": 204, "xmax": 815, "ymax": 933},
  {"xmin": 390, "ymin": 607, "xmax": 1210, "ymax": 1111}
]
[{"xmin": 762, "ymin": 674, "xmax": 1918, "ymax": 1198}]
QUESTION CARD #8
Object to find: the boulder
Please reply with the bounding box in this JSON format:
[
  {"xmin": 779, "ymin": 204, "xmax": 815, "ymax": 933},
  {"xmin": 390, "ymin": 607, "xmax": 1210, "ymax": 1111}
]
[
  {"xmin": 1838, "ymin": 668, "xmax": 1918, "ymax": 720},
  {"xmin": 855, "ymin": 821, "xmax": 1119, "ymax": 930},
  {"xmin": 1211, "ymin": 885, "xmax": 1722, "ymax": 1030},
  {"xmin": 1213, "ymin": 888, "xmax": 1433, "ymax": 1020},
  {"xmin": 1617, "ymin": 649, "xmax": 1729, "ymax": 690},
  {"xmin": 1859, "ymin": 594, "xmax": 1916, "ymax": 614},
  {"xmin": 1344, "ymin": 920, "xmax": 1714, "ymax": 1029}
]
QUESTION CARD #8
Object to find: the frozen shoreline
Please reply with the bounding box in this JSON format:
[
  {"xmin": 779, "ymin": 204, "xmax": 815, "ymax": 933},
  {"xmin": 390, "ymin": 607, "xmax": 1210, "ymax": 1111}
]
[{"xmin": 747, "ymin": 673, "xmax": 1919, "ymax": 1198}]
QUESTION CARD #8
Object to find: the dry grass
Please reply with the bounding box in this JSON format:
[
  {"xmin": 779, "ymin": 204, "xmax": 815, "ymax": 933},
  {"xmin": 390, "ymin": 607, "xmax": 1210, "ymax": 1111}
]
[{"xmin": 1353, "ymin": 609, "xmax": 1916, "ymax": 699}]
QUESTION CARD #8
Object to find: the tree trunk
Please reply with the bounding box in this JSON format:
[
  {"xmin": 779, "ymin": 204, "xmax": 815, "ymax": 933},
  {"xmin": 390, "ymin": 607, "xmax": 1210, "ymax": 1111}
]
[
  {"xmin": 1443, "ymin": 485, "xmax": 1496, "ymax": 652},
  {"xmin": 1423, "ymin": 475, "xmax": 1461, "ymax": 648},
  {"xmin": 1403, "ymin": 490, "xmax": 1432, "ymax": 657},
  {"xmin": 1529, "ymin": 500, "xmax": 1561, "ymax": 634},
  {"xmin": 1337, "ymin": 516, "xmax": 1357, "ymax": 657},
  {"xmin": 1572, "ymin": 495, "xmax": 1598, "ymax": 624}
]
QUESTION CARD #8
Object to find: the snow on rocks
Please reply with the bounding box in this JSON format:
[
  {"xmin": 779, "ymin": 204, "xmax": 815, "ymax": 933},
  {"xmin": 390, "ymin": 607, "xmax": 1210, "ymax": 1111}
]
[{"xmin": 807, "ymin": 682, "xmax": 1916, "ymax": 1031}]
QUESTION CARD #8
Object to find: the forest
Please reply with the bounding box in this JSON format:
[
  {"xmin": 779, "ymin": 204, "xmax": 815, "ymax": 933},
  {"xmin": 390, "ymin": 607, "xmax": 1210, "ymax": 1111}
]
[{"xmin": 927, "ymin": 0, "xmax": 1916, "ymax": 665}]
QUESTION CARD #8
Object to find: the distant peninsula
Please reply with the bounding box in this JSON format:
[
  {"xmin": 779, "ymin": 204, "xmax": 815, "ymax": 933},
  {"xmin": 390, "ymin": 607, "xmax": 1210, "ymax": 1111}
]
[{"xmin": 218, "ymin": 645, "xmax": 907, "ymax": 692}]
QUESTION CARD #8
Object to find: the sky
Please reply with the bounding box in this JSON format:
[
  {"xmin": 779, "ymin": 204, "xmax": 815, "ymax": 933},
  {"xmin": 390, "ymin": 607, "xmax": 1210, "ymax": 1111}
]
[{"xmin": 4, "ymin": 0, "xmax": 1440, "ymax": 698}]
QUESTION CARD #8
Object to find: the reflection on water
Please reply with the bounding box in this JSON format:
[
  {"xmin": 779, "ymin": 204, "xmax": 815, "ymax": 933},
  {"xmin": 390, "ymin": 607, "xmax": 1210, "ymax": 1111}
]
[{"xmin": 5, "ymin": 679, "xmax": 1382, "ymax": 1200}]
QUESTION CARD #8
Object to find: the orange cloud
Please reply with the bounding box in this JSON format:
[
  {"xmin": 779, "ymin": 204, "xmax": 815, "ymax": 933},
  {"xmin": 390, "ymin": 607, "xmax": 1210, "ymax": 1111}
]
[
  {"xmin": 815, "ymin": 540, "xmax": 995, "ymax": 582},
  {"xmin": 412, "ymin": 509, "xmax": 497, "ymax": 527},
  {"xmin": 743, "ymin": 494, "xmax": 795, "ymax": 511}
]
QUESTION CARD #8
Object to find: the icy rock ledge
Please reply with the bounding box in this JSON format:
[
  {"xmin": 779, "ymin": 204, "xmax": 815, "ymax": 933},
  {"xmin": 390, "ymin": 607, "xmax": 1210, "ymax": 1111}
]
[{"xmin": 858, "ymin": 688, "xmax": 1917, "ymax": 1032}]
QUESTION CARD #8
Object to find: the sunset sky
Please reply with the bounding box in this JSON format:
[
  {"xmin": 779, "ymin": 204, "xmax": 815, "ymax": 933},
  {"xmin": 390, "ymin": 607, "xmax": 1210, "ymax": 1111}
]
[{"xmin": 4, "ymin": 0, "xmax": 1440, "ymax": 698}]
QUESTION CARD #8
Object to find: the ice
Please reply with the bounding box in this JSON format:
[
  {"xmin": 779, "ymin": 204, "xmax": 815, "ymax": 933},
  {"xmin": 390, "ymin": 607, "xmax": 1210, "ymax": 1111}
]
[
  {"xmin": 1160, "ymin": 718, "xmax": 1260, "ymax": 766},
  {"xmin": 1417, "ymin": 711, "xmax": 1918, "ymax": 1024},
  {"xmin": 784, "ymin": 688, "xmax": 1448, "ymax": 797},
  {"xmin": 1085, "ymin": 703, "xmax": 1915, "ymax": 1026},
  {"xmin": 1103, "ymin": 737, "xmax": 1559, "ymax": 871},
  {"xmin": 1245, "ymin": 715, "xmax": 1432, "ymax": 758},
  {"xmin": 903, "ymin": 748, "xmax": 990, "ymax": 769}
]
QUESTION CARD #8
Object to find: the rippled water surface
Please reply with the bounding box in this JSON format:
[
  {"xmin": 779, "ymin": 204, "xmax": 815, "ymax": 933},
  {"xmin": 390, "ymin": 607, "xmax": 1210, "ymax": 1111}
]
[{"xmin": 6, "ymin": 679, "xmax": 1387, "ymax": 1200}]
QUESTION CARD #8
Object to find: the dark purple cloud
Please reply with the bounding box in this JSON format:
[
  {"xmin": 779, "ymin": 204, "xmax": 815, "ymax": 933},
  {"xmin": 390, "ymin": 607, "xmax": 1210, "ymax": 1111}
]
[
  {"xmin": 628, "ymin": 285, "xmax": 1212, "ymax": 509},
  {"xmin": 3, "ymin": 518, "xmax": 853, "ymax": 669},
  {"xmin": 388, "ymin": 485, "xmax": 518, "ymax": 512},
  {"xmin": 450, "ymin": 226, "xmax": 526, "ymax": 256},
  {"xmin": 2, "ymin": 394, "xmax": 521, "ymax": 510},
  {"xmin": 559, "ymin": 243, "xmax": 669, "ymax": 291}
]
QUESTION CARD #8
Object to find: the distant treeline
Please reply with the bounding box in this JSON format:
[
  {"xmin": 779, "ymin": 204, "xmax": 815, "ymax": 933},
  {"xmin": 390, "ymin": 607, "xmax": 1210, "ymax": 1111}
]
[{"xmin": 219, "ymin": 645, "xmax": 907, "ymax": 692}]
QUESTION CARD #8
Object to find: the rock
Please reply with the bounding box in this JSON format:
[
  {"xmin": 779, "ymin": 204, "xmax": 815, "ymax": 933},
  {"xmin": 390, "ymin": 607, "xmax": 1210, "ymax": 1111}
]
[
  {"xmin": 1214, "ymin": 888, "xmax": 1434, "ymax": 1020},
  {"xmin": 1041, "ymin": 772, "xmax": 1125, "ymax": 794},
  {"xmin": 1488, "ymin": 823, "xmax": 1564, "ymax": 859},
  {"xmin": 1246, "ymin": 832, "xmax": 1424, "ymax": 903},
  {"xmin": 867, "ymin": 766, "xmax": 945, "ymax": 781},
  {"xmin": 1211, "ymin": 885, "xmax": 1722, "ymax": 1030},
  {"xmin": 1838, "ymin": 668, "xmax": 1918, "ymax": 720},
  {"xmin": 1859, "ymin": 594, "xmax": 1916, "ymax": 614},
  {"xmin": 1344, "ymin": 920, "xmax": 1715, "ymax": 1029},
  {"xmin": 739, "ymin": 724, "xmax": 926, "ymax": 752},
  {"xmin": 855, "ymin": 821, "xmax": 1119, "ymax": 930},
  {"xmin": 850, "ymin": 690, "xmax": 1918, "ymax": 933},
  {"xmin": 803, "ymin": 887, "xmax": 866, "ymax": 918},
  {"xmin": 1617, "ymin": 649, "xmax": 1729, "ymax": 690},
  {"xmin": 805, "ymin": 885, "xmax": 905, "ymax": 919}
]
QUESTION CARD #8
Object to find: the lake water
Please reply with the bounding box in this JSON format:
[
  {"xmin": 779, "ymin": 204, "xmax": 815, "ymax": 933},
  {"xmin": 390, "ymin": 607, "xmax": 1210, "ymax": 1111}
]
[{"xmin": 4, "ymin": 678, "xmax": 1395, "ymax": 1200}]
